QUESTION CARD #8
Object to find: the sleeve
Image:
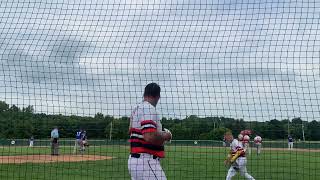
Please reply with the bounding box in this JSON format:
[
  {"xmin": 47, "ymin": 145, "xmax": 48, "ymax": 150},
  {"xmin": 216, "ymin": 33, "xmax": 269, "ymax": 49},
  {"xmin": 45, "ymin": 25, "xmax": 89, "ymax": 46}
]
[{"xmin": 140, "ymin": 108, "xmax": 158, "ymax": 134}]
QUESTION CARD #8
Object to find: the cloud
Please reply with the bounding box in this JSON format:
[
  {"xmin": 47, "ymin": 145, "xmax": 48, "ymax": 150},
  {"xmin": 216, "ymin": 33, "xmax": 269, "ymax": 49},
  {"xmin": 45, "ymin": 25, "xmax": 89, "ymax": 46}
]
[
  {"xmin": 0, "ymin": 34, "xmax": 93, "ymax": 85},
  {"xmin": 193, "ymin": 67, "xmax": 296, "ymax": 82},
  {"xmin": 0, "ymin": 0, "xmax": 320, "ymax": 121}
]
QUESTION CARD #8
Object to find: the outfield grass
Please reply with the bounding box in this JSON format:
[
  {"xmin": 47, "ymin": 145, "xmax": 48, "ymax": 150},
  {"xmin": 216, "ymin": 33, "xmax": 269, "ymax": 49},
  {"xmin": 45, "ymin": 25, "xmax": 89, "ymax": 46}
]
[{"xmin": 0, "ymin": 145, "xmax": 319, "ymax": 179}]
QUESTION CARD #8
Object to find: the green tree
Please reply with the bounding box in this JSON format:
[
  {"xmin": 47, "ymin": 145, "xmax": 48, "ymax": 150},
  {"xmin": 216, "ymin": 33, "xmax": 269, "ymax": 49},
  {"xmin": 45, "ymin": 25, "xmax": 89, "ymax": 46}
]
[
  {"xmin": 9, "ymin": 105, "xmax": 20, "ymax": 112},
  {"xmin": 0, "ymin": 101, "xmax": 9, "ymax": 112}
]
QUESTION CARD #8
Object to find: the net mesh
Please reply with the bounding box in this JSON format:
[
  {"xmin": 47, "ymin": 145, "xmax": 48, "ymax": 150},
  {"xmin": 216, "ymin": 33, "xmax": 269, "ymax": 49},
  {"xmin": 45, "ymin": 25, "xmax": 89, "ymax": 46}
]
[{"xmin": 0, "ymin": 0, "xmax": 320, "ymax": 179}]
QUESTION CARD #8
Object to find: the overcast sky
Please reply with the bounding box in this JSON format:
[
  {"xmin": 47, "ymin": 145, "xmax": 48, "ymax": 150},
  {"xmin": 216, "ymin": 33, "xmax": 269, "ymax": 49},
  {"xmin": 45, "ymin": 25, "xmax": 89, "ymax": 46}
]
[{"xmin": 0, "ymin": 0, "xmax": 320, "ymax": 121}]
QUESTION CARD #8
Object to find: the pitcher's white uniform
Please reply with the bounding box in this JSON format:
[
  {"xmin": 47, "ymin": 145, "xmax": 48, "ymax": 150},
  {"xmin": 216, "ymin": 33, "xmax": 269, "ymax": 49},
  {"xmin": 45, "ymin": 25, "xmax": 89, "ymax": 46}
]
[
  {"xmin": 226, "ymin": 139, "xmax": 255, "ymax": 180},
  {"xmin": 128, "ymin": 101, "xmax": 166, "ymax": 180}
]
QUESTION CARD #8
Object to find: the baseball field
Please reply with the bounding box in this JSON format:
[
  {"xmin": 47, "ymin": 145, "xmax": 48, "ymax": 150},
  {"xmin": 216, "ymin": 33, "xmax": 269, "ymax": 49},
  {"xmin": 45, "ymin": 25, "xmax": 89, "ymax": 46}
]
[{"xmin": 0, "ymin": 140, "xmax": 319, "ymax": 180}]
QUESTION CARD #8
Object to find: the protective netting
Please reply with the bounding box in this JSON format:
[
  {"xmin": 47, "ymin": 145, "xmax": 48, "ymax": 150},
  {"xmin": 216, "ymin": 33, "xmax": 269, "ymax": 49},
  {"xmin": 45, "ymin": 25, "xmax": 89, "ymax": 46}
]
[{"xmin": 0, "ymin": 0, "xmax": 320, "ymax": 179}]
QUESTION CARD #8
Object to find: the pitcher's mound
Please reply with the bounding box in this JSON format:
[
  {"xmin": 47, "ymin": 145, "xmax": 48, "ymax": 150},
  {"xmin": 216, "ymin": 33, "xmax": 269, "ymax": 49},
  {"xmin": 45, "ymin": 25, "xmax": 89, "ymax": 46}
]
[{"xmin": 0, "ymin": 155, "xmax": 113, "ymax": 164}]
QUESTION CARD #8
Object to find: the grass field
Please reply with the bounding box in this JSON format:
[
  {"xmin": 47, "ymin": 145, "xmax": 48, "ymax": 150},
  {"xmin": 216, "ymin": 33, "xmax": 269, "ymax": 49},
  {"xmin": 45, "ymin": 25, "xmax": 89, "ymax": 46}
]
[{"xmin": 0, "ymin": 143, "xmax": 319, "ymax": 180}]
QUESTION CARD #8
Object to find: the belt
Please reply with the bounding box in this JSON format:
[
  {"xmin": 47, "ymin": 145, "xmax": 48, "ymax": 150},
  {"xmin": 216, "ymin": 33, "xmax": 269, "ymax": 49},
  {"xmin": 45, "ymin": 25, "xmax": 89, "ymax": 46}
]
[{"xmin": 130, "ymin": 153, "xmax": 160, "ymax": 160}]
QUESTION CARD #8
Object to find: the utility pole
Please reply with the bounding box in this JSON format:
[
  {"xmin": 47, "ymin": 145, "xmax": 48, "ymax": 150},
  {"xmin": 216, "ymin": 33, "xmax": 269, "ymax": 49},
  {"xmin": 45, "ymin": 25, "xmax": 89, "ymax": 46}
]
[
  {"xmin": 287, "ymin": 119, "xmax": 290, "ymax": 135},
  {"xmin": 302, "ymin": 122, "xmax": 305, "ymax": 142},
  {"xmin": 109, "ymin": 120, "xmax": 113, "ymax": 141}
]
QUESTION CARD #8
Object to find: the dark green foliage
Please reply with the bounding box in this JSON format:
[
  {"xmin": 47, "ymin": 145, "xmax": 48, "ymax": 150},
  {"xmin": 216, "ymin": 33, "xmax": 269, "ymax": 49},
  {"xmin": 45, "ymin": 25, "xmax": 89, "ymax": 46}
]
[{"xmin": 0, "ymin": 100, "xmax": 319, "ymax": 140}]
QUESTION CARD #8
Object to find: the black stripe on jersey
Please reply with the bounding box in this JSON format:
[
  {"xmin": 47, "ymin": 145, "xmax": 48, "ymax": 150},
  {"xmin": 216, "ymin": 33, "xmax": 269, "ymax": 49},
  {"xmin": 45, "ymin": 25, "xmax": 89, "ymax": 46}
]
[
  {"xmin": 130, "ymin": 136, "xmax": 144, "ymax": 141},
  {"xmin": 130, "ymin": 130, "xmax": 142, "ymax": 135},
  {"xmin": 141, "ymin": 127, "xmax": 156, "ymax": 131}
]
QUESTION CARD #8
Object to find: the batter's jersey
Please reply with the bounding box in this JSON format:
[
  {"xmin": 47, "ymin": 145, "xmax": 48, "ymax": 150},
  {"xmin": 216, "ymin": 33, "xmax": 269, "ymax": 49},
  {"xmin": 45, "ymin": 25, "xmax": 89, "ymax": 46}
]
[
  {"xmin": 230, "ymin": 139, "xmax": 246, "ymax": 157},
  {"xmin": 76, "ymin": 131, "xmax": 82, "ymax": 140},
  {"xmin": 129, "ymin": 101, "xmax": 164, "ymax": 158}
]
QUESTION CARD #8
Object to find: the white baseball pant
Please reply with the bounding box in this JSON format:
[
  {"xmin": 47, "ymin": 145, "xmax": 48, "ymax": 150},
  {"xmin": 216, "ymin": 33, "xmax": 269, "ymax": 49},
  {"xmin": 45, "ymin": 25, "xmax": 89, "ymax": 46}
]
[
  {"xmin": 128, "ymin": 153, "xmax": 166, "ymax": 180},
  {"xmin": 288, "ymin": 142, "xmax": 293, "ymax": 150},
  {"xmin": 244, "ymin": 143, "xmax": 251, "ymax": 155},
  {"xmin": 226, "ymin": 157, "xmax": 255, "ymax": 180},
  {"xmin": 256, "ymin": 144, "xmax": 262, "ymax": 154}
]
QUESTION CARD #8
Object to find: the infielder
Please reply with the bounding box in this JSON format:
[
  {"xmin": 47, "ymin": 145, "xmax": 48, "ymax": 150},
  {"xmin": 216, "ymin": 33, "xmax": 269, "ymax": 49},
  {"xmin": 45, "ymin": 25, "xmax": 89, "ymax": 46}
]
[
  {"xmin": 254, "ymin": 135, "xmax": 262, "ymax": 156},
  {"xmin": 238, "ymin": 134, "xmax": 244, "ymax": 141},
  {"xmin": 73, "ymin": 129, "xmax": 83, "ymax": 154},
  {"xmin": 224, "ymin": 132, "xmax": 255, "ymax": 180},
  {"xmin": 29, "ymin": 136, "xmax": 34, "ymax": 147},
  {"xmin": 128, "ymin": 83, "xmax": 172, "ymax": 180},
  {"xmin": 288, "ymin": 135, "xmax": 294, "ymax": 150},
  {"xmin": 243, "ymin": 135, "xmax": 251, "ymax": 155}
]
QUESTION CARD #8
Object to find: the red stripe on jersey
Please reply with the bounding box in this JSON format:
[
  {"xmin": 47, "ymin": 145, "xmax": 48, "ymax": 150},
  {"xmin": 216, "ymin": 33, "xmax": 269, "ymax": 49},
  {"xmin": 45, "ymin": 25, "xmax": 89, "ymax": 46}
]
[
  {"xmin": 129, "ymin": 139, "xmax": 148, "ymax": 143},
  {"xmin": 141, "ymin": 120, "xmax": 157, "ymax": 126},
  {"xmin": 130, "ymin": 147, "xmax": 165, "ymax": 158},
  {"xmin": 141, "ymin": 128, "xmax": 157, "ymax": 134}
]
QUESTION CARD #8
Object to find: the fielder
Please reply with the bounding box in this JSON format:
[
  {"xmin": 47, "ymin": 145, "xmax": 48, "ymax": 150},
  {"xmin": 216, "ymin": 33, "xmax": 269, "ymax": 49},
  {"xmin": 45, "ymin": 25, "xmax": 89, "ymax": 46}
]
[
  {"xmin": 73, "ymin": 129, "xmax": 83, "ymax": 154},
  {"xmin": 254, "ymin": 135, "xmax": 262, "ymax": 156},
  {"xmin": 224, "ymin": 132, "xmax": 255, "ymax": 180},
  {"xmin": 128, "ymin": 83, "xmax": 172, "ymax": 180},
  {"xmin": 29, "ymin": 136, "xmax": 34, "ymax": 147},
  {"xmin": 288, "ymin": 135, "xmax": 294, "ymax": 150},
  {"xmin": 238, "ymin": 134, "xmax": 244, "ymax": 141},
  {"xmin": 243, "ymin": 135, "xmax": 251, "ymax": 155}
]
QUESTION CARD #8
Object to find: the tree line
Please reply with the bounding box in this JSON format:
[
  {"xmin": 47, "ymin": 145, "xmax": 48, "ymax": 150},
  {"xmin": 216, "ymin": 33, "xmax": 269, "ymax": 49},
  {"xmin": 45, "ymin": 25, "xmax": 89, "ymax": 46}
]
[{"xmin": 0, "ymin": 101, "xmax": 319, "ymax": 141}]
